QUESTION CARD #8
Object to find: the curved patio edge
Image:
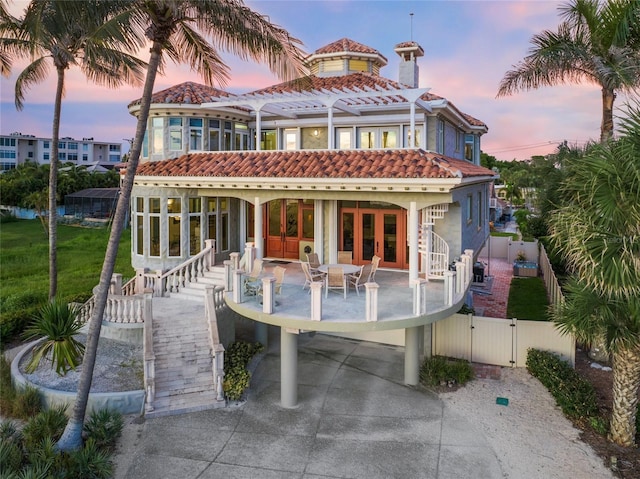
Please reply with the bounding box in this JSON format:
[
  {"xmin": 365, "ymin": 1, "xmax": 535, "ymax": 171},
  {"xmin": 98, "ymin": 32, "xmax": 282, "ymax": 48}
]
[
  {"xmin": 11, "ymin": 340, "xmax": 144, "ymax": 416},
  {"xmin": 224, "ymin": 291, "xmax": 467, "ymax": 333}
]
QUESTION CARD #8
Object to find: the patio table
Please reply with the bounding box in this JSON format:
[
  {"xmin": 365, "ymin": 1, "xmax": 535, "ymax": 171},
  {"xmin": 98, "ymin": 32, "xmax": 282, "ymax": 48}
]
[{"xmin": 317, "ymin": 264, "xmax": 361, "ymax": 276}]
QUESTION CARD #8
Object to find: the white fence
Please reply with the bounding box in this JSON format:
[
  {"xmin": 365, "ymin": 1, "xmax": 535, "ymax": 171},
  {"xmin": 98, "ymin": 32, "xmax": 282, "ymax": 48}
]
[
  {"xmin": 479, "ymin": 235, "xmax": 539, "ymax": 263},
  {"xmin": 433, "ymin": 313, "xmax": 575, "ymax": 367}
]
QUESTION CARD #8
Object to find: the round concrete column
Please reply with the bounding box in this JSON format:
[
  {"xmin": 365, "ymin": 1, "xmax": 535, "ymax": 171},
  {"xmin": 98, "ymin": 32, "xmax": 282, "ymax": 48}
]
[
  {"xmin": 281, "ymin": 328, "xmax": 298, "ymax": 408},
  {"xmin": 404, "ymin": 326, "xmax": 420, "ymax": 385},
  {"xmin": 255, "ymin": 323, "xmax": 268, "ymax": 349}
]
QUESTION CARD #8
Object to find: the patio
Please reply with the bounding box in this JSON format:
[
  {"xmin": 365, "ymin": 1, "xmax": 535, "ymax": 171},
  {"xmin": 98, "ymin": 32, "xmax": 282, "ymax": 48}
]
[{"xmin": 225, "ymin": 260, "xmax": 466, "ymax": 334}]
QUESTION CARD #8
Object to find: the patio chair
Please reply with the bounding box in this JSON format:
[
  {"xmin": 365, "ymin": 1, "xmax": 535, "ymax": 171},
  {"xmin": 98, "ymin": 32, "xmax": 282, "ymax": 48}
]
[
  {"xmin": 325, "ymin": 266, "xmax": 347, "ymax": 299},
  {"xmin": 301, "ymin": 261, "xmax": 324, "ymax": 291},
  {"xmin": 370, "ymin": 255, "xmax": 381, "ymax": 281},
  {"xmin": 337, "ymin": 250, "xmax": 353, "ymax": 264},
  {"xmin": 257, "ymin": 265, "xmax": 286, "ymax": 301},
  {"xmin": 306, "ymin": 252, "xmax": 322, "ymax": 273},
  {"xmin": 347, "ymin": 263, "xmax": 373, "ymax": 296},
  {"xmin": 243, "ymin": 258, "xmax": 264, "ymax": 296}
]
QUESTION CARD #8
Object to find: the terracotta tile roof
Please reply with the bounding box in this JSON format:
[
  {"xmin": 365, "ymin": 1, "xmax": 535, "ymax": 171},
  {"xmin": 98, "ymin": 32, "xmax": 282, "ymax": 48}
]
[
  {"xmin": 135, "ymin": 149, "xmax": 495, "ymax": 180},
  {"xmin": 313, "ymin": 38, "xmax": 386, "ymax": 61},
  {"xmin": 128, "ymin": 81, "xmax": 235, "ymax": 108}
]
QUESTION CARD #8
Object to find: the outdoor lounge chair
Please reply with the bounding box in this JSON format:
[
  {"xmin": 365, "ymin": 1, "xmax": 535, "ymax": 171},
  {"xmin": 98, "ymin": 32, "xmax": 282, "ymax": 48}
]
[
  {"xmin": 306, "ymin": 252, "xmax": 322, "ymax": 273},
  {"xmin": 243, "ymin": 258, "xmax": 264, "ymax": 296},
  {"xmin": 301, "ymin": 261, "xmax": 324, "ymax": 291},
  {"xmin": 325, "ymin": 266, "xmax": 347, "ymax": 299},
  {"xmin": 370, "ymin": 255, "xmax": 381, "ymax": 281},
  {"xmin": 348, "ymin": 263, "xmax": 373, "ymax": 296},
  {"xmin": 337, "ymin": 251, "xmax": 352, "ymax": 264}
]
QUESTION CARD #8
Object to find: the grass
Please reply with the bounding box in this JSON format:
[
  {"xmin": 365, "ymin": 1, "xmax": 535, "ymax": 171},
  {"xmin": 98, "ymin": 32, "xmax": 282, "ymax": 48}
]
[
  {"xmin": 506, "ymin": 277, "xmax": 550, "ymax": 321},
  {"xmin": 490, "ymin": 231, "xmax": 519, "ymax": 241},
  {"xmin": 0, "ymin": 219, "xmax": 134, "ymax": 344}
]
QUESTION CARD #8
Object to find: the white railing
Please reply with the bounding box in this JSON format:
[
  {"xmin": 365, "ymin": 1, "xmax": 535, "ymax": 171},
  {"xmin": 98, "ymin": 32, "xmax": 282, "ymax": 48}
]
[
  {"xmin": 418, "ymin": 227, "xmax": 449, "ymax": 278},
  {"xmin": 205, "ymin": 285, "xmax": 226, "ymax": 405},
  {"xmin": 142, "ymin": 290, "xmax": 155, "ymax": 413},
  {"xmin": 142, "ymin": 239, "xmax": 216, "ymax": 297}
]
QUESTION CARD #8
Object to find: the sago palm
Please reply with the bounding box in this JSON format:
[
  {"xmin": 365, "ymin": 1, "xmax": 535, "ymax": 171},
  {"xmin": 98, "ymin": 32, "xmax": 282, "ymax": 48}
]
[
  {"xmin": 0, "ymin": 0, "xmax": 146, "ymax": 299},
  {"xmin": 549, "ymin": 102, "xmax": 640, "ymax": 446},
  {"xmin": 497, "ymin": 0, "xmax": 640, "ymax": 143},
  {"xmin": 23, "ymin": 299, "xmax": 85, "ymax": 376},
  {"xmin": 57, "ymin": 0, "xmax": 307, "ymax": 451}
]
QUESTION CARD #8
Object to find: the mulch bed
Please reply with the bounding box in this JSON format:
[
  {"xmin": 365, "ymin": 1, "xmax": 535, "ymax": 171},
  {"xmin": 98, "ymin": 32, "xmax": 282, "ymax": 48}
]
[{"xmin": 573, "ymin": 347, "xmax": 639, "ymax": 478}]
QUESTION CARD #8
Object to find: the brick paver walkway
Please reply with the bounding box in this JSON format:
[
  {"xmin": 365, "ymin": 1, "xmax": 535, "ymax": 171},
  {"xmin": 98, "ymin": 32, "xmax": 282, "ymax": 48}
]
[{"xmin": 470, "ymin": 257, "xmax": 513, "ymax": 318}]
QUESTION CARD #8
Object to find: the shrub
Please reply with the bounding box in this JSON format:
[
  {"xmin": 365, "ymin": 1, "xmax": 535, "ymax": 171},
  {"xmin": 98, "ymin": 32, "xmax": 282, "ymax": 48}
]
[
  {"xmin": 0, "ymin": 436, "xmax": 25, "ymax": 475},
  {"xmin": 420, "ymin": 355, "xmax": 474, "ymax": 388},
  {"xmin": 83, "ymin": 409, "xmax": 123, "ymax": 452},
  {"xmin": 223, "ymin": 341, "xmax": 264, "ymax": 401},
  {"xmin": 23, "ymin": 299, "xmax": 85, "ymax": 376},
  {"xmin": 21, "ymin": 406, "xmax": 68, "ymax": 450},
  {"xmin": 526, "ymin": 348, "xmax": 599, "ymax": 421},
  {"xmin": 0, "ymin": 355, "xmax": 16, "ymax": 416},
  {"xmin": 13, "ymin": 386, "xmax": 43, "ymax": 420},
  {"xmin": 65, "ymin": 438, "xmax": 114, "ymax": 479}
]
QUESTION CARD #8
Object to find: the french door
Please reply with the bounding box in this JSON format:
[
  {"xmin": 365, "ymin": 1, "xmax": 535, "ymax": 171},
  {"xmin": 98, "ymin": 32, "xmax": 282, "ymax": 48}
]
[
  {"xmin": 266, "ymin": 199, "xmax": 301, "ymax": 259},
  {"xmin": 340, "ymin": 207, "xmax": 405, "ymax": 268}
]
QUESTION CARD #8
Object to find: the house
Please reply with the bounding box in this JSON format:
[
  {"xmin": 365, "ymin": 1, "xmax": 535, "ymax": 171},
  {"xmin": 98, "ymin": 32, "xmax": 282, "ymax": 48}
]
[
  {"xmin": 0, "ymin": 132, "xmax": 123, "ymax": 171},
  {"xmin": 126, "ymin": 38, "xmax": 497, "ymax": 407},
  {"xmin": 128, "ymin": 38, "xmax": 494, "ymax": 274}
]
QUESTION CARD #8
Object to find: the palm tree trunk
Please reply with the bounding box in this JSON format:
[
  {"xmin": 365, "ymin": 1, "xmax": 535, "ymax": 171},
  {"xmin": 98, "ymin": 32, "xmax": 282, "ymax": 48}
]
[
  {"xmin": 600, "ymin": 87, "xmax": 615, "ymax": 144},
  {"xmin": 57, "ymin": 44, "xmax": 163, "ymax": 452},
  {"xmin": 609, "ymin": 345, "xmax": 640, "ymax": 447},
  {"xmin": 48, "ymin": 67, "xmax": 64, "ymax": 300}
]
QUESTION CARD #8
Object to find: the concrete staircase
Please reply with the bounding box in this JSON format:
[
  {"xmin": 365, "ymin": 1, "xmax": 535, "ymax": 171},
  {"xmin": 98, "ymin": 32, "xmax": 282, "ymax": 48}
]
[
  {"xmin": 145, "ymin": 297, "xmax": 224, "ymax": 418},
  {"xmin": 169, "ymin": 266, "xmax": 226, "ymax": 301}
]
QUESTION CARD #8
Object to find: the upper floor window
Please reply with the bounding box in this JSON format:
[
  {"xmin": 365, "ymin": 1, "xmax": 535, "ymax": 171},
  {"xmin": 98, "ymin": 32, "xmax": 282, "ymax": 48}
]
[
  {"xmin": 58, "ymin": 141, "xmax": 66, "ymax": 149},
  {"xmin": 151, "ymin": 117, "xmax": 163, "ymax": 154},
  {"xmin": 83, "ymin": 143, "xmax": 89, "ymax": 151},
  {"xmin": 234, "ymin": 123, "xmax": 249, "ymax": 150},
  {"xmin": 260, "ymin": 130, "xmax": 277, "ymax": 150},
  {"xmin": 0, "ymin": 138, "xmax": 16, "ymax": 147},
  {"xmin": 223, "ymin": 121, "xmax": 232, "ymax": 150},
  {"xmin": 337, "ymin": 128, "xmax": 353, "ymax": 149},
  {"xmin": 169, "ymin": 117, "xmax": 183, "ymax": 151},
  {"xmin": 283, "ymin": 128, "xmax": 297, "ymax": 150},
  {"xmin": 465, "ymin": 134, "xmax": 475, "ymax": 162},
  {"xmin": 437, "ymin": 119, "xmax": 445, "ymax": 154},
  {"xmin": 358, "ymin": 127, "xmax": 398, "ymax": 149},
  {"xmin": 209, "ymin": 119, "xmax": 220, "ymax": 151},
  {"xmin": 68, "ymin": 142, "xmax": 78, "ymax": 150},
  {"xmin": 403, "ymin": 125, "xmax": 422, "ymax": 148},
  {"xmin": 455, "ymin": 131, "xmax": 462, "ymax": 152},
  {"xmin": 189, "ymin": 118, "xmax": 203, "ymax": 151},
  {"xmin": 43, "ymin": 141, "xmax": 50, "ymax": 149},
  {"xmin": 109, "ymin": 144, "xmax": 120, "ymax": 152}
]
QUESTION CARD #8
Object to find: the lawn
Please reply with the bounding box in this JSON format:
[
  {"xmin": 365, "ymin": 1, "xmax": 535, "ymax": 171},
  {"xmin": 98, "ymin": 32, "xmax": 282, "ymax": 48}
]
[
  {"xmin": 506, "ymin": 276, "xmax": 550, "ymax": 321},
  {"xmin": 0, "ymin": 219, "xmax": 134, "ymax": 344}
]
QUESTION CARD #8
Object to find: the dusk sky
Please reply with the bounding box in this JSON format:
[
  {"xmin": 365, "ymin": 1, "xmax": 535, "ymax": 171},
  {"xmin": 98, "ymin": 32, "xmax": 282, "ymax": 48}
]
[{"xmin": 0, "ymin": 0, "xmax": 628, "ymax": 161}]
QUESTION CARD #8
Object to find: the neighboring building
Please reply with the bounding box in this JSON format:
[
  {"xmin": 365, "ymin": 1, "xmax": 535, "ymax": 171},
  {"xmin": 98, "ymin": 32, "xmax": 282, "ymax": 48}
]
[
  {"xmin": 127, "ymin": 38, "xmax": 496, "ymax": 279},
  {"xmin": 0, "ymin": 132, "xmax": 122, "ymax": 171}
]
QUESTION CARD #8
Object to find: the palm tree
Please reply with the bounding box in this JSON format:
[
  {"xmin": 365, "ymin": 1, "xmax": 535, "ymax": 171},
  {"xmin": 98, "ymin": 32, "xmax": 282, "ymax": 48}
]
[
  {"xmin": 56, "ymin": 0, "xmax": 307, "ymax": 451},
  {"xmin": 548, "ymin": 102, "xmax": 640, "ymax": 446},
  {"xmin": 497, "ymin": 0, "xmax": 640, "ymax": 143},
  {"xmin": 0, "ymin": 0, "xmax": 146, "ymax": 299}
]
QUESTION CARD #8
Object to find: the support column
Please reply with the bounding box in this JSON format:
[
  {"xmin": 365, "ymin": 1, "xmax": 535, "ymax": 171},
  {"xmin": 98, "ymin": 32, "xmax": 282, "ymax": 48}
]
[
  {"xmin": 404, "ymin": 326, "xmax": 420, "ymax": 386},
  {"xmin": 327, "ymin": 106, "xmax": 334, "ymax": 149},
  {"xmin": 328, "ymin": 200, "xmax": 338, "ymax": 264},
  {"xmin": 409, "ymin": 201, "xmax": 419, "ymax": 284},
  {"xmin": 255, "ymin": 323, "xmax": 268, "ymax": 349},
  {"xmin": 314, "ymin": 200, "xmax": 324, "ymax": 263},
  {"xmin": 254, "ymin": 197, "xmax": 263, "ymax": 259},
  {"xmin": 281, "ymin": 327, "xmax": 298, "ymax": 408}
]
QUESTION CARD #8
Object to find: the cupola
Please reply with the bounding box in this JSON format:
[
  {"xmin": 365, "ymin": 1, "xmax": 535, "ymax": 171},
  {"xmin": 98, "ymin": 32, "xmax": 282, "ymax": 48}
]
[{"xmin": 306, "ymin": 38, "xmax": 388, "ymax": 77}]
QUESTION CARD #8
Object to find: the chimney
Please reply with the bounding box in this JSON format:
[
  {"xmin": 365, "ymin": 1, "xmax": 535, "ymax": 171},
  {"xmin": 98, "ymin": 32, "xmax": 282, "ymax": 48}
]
[{"xmin": 394, "ymin": 41, "xmax": 424, "ymax": 88}]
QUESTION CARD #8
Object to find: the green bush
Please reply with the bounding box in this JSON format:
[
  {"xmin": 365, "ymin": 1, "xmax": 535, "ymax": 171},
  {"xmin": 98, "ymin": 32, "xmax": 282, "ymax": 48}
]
[
  {"xmin": 65, "ymin": 438, "xmax": 114, "ymax": 479},
  {"xmin": 0, "ymin": 354, "xmax": 15, "ymax": 416},
  {"xmin": 83, "ymin": 409, "xmax": 123, "ymax": 453},
  {"xmin": 420, "ymin": 355, "xmax": 474, "ymax": 388},
  {"xmin": 21, "ymin": 406, "xmax": 68, "ymax": 450},
  {"xmin": 526, "ymin": 348, "xmax": 599, "ymax": 421},
  {"xmin": 223, "ymin": 341, "xmax": 264, "ymax": 401},
  {"xmin": 13, "ymin": 386, "xmax": 43, "ymax": 420}
]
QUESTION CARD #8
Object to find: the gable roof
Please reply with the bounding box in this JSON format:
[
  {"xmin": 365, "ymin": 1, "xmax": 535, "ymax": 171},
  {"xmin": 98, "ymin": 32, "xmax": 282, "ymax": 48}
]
[{"xmin": 134, "ymin": 149, "xmax": 495, "ymax": 180}]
